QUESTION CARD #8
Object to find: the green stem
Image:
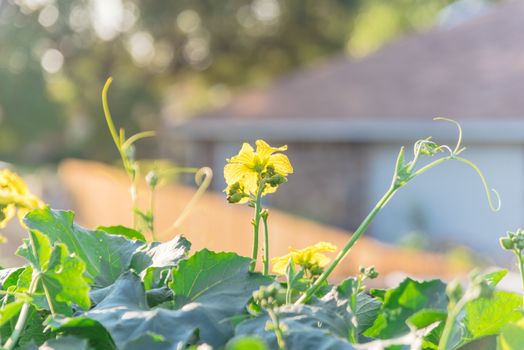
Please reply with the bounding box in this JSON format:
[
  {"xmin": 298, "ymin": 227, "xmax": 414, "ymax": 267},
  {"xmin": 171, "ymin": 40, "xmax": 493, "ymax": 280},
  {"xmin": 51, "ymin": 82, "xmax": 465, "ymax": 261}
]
[
  {"xmin": 263, "ymin": 212, "xmax": 269, "ymax": 275},
  {"xmin": 348, "ymin": 276, "xmax": 362, "ymax": 343},
  {"xmin": 268, "ymin": 310, "xmax": 286, "ymax": 350},
  {"xmin": 250, "ymin": 183, "xmax": 265, "ymax": 272},
  {"xmin": 41, "ymin": 283, "xmax": 57, "ymax": 316},
  {"xmin": 296, "ymin": 186, "xmax": 397, "ymax": 304},
  {"xmin": 438, "ymin": 297, "xmax": 467, "ymax": 350},
  {"xmin": 150, "ymin": 187, "xmax": 156, "ymax": 241},
  {"xmin": 2, "ymin": 271, "xmax": 40, "ymax": 350},
  {"xmin": 517, "ymin": 251, "xmax": 524, "ymax": 308}
]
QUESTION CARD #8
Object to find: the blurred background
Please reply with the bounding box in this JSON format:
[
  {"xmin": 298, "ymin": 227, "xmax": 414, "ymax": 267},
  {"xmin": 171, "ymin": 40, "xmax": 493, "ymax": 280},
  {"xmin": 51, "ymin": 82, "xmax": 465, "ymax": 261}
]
[{"xmin": 1, "ymin": 0, "xmax": 523, "ymax": 284}]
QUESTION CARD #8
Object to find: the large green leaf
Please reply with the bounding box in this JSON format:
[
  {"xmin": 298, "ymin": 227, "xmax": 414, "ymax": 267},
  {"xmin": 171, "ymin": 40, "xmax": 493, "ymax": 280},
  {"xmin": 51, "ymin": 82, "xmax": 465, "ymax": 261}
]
[
  {"xmin": 355, "ymin": 321, "xmax": 441, "ymax": 350},
  {"xmin": 130, "ymin": 235, "xmax": 191, "ymax": 274},
  {"xmin": 17, "ymin": 230, "xmax": 91, "ymax": 311},
  {"xmin": 0, "ymin": 305, "xmax": 48, "ymax": 348},
  {"xmin": 226, "ymin": 337, "xmax": 269, "ymax": 350},
  {"xmin": 234, "ymin": 311, "xmax": 356, "ymax": 350},
  {"xmin": 169, "ymin": 249, "xmax": 271, "ymax": 308},
  {"xmin": 33, "ymin": 336, "xmax": 93, "ymax": 350},
  {"xmin": 317, "ymin": 278, "xmax": 382, "ymax": 337},
  {"xmin": 0, "ymin": 300, "xmax": 24, "ymax": 326},
  {"xmin": 98, "ymin": 225, "xmax": 146, "ymax": 242},
  {"xmin": 53, "ymin": 250, "xmax": 270, "ymax": 349},
  {"xmin": 24, "ymin": 208, "xmax": 143, "ymax": 288},
  {"xmin": 498, "ymin": 319, "xmax": 524, "ymax": 350},
  {"xmin": 364, "ymin": 278, "xmax": 447, "ymax": 339},
  {"xmin": 453, "ymin": 291, "xmax": 522, "ymax": 348},
  {"xmin": 47, "ymin": 317, "xmax": 116, "ymax": 350},
  {"xmin": 0, "ymin": 267, "xmax": 24, "ymax": 290}
]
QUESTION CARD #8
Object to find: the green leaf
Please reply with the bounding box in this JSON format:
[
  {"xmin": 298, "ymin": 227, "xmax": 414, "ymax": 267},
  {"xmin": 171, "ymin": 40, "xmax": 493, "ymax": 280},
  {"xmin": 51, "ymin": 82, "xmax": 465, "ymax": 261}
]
[
  {"xmin": 234, "ymin": 311, "xmax": 356, "ymax": 350},
  {"xmin": 407, "ymin": 309, "xmax": 447, "ymax": 349},
  {"xmin": 364, "ymin": 278, "xmax": 447, "ymax": 339},
  {"xmin": 98, "ymin": 225, "xmax": 146, "ymax": 242},
  {"xmin": 0, "ymin": 305, "xmax": 48, "ymax": 348},
  {"xmin": 483, "ymin": 269, "xmax": 508, "ymax": 287},
  {"xmin": 407, "ymin": 309, "xmax": 447, "ymax": 330},
  {"xmin": 356, "ymin": 321, "xmax": 441, "ymax": 350},
  {"xmin": 169, "ymin": 249, "xmax": 272, "ymax": 308},
  {"xmin": 54, "ymin": 250, "xmax": 270, "ymax": 349},
  {"xmin": 17, "ymin": 230, "xmax": 91, "ymax": 311},
  {"xmin": 37, "ymin": 336, "xmax": 92, "ymax": 350},
  {"xmin": 130, "ymin": 235, "xmax": 191, "ymax": 274},
  {"xmin": 457, "ymin": 291, "xmax": 522, "ymax": 346},
  {"xmin": 0, "ymin": 300, "xmax": 24, "ymax": 326},
  {"xmin": 55, "ymin": 266, "xmax": 269, "ymax": 349},
  {"xmin": 498, "ymin": 319, "xmax": 524, "ymax": 350},
  {"xmin": 316, "ymin": 278, "xmax": 381, "ymax": 338},
  {"xmin": 0, "ymin": 267, "xmax": 24, "ymax": 290},
  {"xmin": 226, "ymin": 337, "xmax": 268, "ymax": 350},
  {"xmin": 46, "ymin": 317, "xmax": 116, "ymax": 350},
  {"xmin": 24, "ymin": 208, "xmax": 143, "ymax": 288}
]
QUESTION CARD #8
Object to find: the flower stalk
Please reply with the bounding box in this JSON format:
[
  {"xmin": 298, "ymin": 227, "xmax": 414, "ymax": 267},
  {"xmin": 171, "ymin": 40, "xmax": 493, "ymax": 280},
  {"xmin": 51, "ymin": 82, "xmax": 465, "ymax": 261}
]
[
  {"xmin": 251, "ymin": 182, "xmax": 265, "ymax": 272},
  {"xmin": 262, "ymin": 209, "xmax": 270, "ymax": 275},
  {"xmin": 224, "ymin": 140, "xmax": 293, "ymax": 274},
  {"xmin": 438, "ymin": 273, "xmax": 494, "ymax": 350},
  {"xmin": 296, "ymin": 118, "xmax": 500, "ymax": 304},
  {"xmin": 500, "ymin": 229, "xmax": 524, "ymax": 307},
  {"xmin": 2, "ymin": 271, "xmax": 39, "ymax": 350}
]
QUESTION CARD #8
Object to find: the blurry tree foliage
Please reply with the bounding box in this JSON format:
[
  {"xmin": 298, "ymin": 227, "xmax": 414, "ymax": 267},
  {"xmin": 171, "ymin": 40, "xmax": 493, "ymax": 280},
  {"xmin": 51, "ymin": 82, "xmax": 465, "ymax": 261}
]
[{"xmin": 0, "ymin": 0, "xmax": 457, "ymax": 163}]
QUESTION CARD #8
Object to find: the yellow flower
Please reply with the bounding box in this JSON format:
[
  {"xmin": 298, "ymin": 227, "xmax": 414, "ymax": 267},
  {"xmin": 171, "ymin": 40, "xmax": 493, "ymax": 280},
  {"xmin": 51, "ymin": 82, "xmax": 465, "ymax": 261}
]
[
  {"xmin": 271, "ymin": 242, "xmax": 337, "ymax": 275},
  {"xmin": 224, "ymin": 140, "xmax": 293, "ymax": 202},
  {"xmin": 0, "ymin": 169, "xmax": 44, "ymax": 228}
]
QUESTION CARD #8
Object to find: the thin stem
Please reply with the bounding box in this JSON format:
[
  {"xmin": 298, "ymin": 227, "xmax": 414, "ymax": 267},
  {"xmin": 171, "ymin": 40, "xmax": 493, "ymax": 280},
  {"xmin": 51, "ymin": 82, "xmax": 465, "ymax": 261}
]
[
  {"xmin": 250, "ymin": 183, "xmax": 264, "ymax": 272},
  {"xmin": 517, "ymin": 252, "xmax": 524, "ymax": 308},
  {"xmin": 268, "ymin": 310, "xmax": 286, "ymax": 350},
  {"xmin": 412, "ymin": 156, "xmax": 501, "ymax": 212},
  {"xmin": 130, "ymin": 181, "xmax": 139, "ymax": 230},
  {"xmin": 41, "ymin": 283, "xmax": 57, "ymax": 316},
  {"xmin": 149, "ymin": 187, "xmax": 156, "ymax": 241},
  {"xmin": 438, "ymin": 297, "xmax": 467, "ymax": 350},
  {"xmin": 296, "ymin": 186, "xmax": 397, "ymax": 304},
  {"xmin": 263, "ymin": 212, "xmax": 269, "ymax": 275},
  {"xmin": 101, "ymin": 78, "xmax": 120, "ymax": 150},
  {"xmin": 164, "ymin": 167, "xmax": 213, "ymax": 235},
  {"xmin": 348, "ymin": 276, "xmax": 362, "ymax": 343},
  {"xmin": 2, "ymin": 271, "xmax": 39, "ymax": 350}
]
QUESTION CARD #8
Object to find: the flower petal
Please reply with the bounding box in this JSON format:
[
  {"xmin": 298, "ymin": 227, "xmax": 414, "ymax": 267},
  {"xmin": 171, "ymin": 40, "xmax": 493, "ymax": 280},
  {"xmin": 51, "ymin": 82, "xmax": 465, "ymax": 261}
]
[
  {"xmin": 271, "ymin": 253, "xmax": 292, "ymax": 275},
  {"xmin": 0, "ymin": 204, "xmax": 15, "ymax": 229},
  {"xmin": 256, "ymin": 140, "xmax": 287, "ymax": 160},
  {"xmin": 229, "ymin": 143, "xmax": 255, "ymax": 165},
  {"xmin": 312, "ymin": 253, "xmax": 331, "ymax": 267},
  {"xmin": 269, "ymin": 153, "xmax": 293, "ymax": 175},
  {"xmin": 224, "ymin": 163, "xmax": 249, "ymax": 186},
  {"xmin": 312, "ymin": 242, "xmax": 337, "ymax": 252},
  {"xmin": 242, "ymin": 172, "xmax": 259, "ymax": 195}
]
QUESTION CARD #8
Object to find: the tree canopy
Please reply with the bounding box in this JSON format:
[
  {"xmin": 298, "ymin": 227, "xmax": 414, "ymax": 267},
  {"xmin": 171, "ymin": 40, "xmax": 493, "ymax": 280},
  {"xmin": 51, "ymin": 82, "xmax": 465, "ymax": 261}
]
[{"xmin": 0, "ymin": 0, "xmax": 457, "ymax": 163}]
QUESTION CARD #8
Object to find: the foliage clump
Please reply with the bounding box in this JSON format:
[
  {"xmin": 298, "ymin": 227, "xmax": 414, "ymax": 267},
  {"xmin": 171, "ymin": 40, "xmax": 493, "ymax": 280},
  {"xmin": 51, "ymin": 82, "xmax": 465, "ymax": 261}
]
[{"xmin": 0, "ymin": 83, "xmax": 523, "ymax": 349}]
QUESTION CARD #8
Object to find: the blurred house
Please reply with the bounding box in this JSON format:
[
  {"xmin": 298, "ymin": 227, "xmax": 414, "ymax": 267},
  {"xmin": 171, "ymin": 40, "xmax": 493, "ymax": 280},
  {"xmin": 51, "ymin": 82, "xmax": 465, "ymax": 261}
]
[{"xmin": 163, "ymin": 0, "xmax": 524, "ymax": 257}]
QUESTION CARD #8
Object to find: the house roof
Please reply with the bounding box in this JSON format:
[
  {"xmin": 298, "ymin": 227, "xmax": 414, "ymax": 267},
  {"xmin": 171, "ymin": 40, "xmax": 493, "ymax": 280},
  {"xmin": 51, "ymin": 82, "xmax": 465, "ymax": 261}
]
[{"xmin": 194, "ymin": 0, "xmax": 524, "ymax": 122}]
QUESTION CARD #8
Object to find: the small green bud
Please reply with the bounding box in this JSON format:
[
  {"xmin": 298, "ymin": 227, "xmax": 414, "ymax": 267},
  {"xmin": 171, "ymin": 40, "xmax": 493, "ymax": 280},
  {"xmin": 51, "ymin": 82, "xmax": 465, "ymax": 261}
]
[
  {"xmin": 227, "ymin": 192, "xmax": 248, "ymax": 204},
  {"xmin": 226, "ymin": 182, "xmax": 249, "ymax": 204},
  {"xmin": 308, "ymin": 264, "xmax": 324, "ymax": 277},
  {"xmin": 446, "ymin": 280, "xmax": 464, "ymax": 303},
  {"xmin": 145, "ymin": 170, "xmax": 159, "ymax": 188},
  {"xmin": 418, "ymin": 139, "xmax": 441, "ymax": 156},
  {"xmin": 266, "ymin": 174, "xmax": 287, "ymax": 187},
  {"xmin": 359, "ymin": 266, "xmax": 379, "ymax": 279},
  {"xmin": 125, "ymin": 144, "xmax": 136, "ymax": 162},
  {"xmin": 500, "ymin": 237, "xmax": 514, "ymax": 250}
]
